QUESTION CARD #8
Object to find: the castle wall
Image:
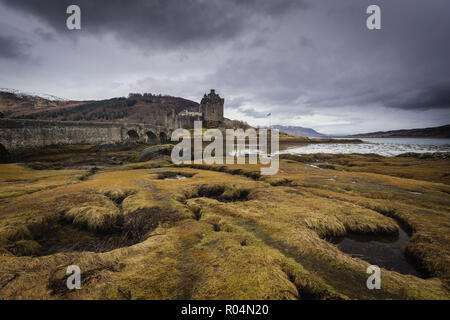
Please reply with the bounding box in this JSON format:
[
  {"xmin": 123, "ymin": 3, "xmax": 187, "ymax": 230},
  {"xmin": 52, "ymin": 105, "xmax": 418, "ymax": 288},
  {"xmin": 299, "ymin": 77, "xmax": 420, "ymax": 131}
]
[
  {"xmin": 178, "ymin": 115, "xmax": 200, "ymax": 129},
  {"xmin": 200, "ymin": 89, "xmax": 224, "ymax": 122},
  {"xmin": 0, "ymin": 119, "xmax": 169, "ymax": 153},
  {"xmin": 201, "ymin": 102, "xmax": 224, "ymax": 122}
]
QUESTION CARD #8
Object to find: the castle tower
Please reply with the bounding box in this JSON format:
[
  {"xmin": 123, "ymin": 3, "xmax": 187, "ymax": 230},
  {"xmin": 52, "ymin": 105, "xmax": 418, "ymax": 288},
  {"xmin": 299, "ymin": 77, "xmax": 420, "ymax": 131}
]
[{"xmin": 200, "ymin": 89, "xmax": 224, "ymax": 122}]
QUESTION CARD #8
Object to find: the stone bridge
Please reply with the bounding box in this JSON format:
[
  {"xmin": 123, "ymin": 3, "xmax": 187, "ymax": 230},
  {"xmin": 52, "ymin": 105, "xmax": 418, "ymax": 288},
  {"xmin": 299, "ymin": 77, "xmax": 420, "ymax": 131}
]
[{"xmin": 0, "ymin": 118, "xmax": 171, "ymax": 155}]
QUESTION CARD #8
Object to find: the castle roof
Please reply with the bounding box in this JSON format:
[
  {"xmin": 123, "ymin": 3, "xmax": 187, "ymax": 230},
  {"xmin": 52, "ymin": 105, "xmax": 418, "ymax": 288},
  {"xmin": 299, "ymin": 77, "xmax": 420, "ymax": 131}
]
[{"xmin": 201, "ymin": 89, "xmax": 224, "ymax": 105}]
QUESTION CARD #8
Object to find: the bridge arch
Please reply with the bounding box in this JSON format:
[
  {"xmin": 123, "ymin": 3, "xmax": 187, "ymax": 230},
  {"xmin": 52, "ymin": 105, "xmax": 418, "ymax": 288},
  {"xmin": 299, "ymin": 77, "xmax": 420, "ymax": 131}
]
[
  {"xmin": 127, "ymin": 129, "xmax": 139, "ymax": 141},
  {"xmin": 0, "ymin": 143, "xmax": 9, "ymax": 162},
  {"xmin": 146, "ymin": 131, "xmax": 158, "ymax": 145},
  {"xmin": 159, "ymin": 131, "xmax": 168, "ymax": 144}
]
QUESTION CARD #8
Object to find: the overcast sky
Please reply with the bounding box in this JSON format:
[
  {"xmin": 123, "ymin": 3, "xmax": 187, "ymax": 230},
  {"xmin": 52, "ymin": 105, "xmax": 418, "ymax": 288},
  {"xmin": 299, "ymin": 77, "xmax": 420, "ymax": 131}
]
[{"xmin": 0, "ymin": 0, "xmax": 449, "ymax": 134}]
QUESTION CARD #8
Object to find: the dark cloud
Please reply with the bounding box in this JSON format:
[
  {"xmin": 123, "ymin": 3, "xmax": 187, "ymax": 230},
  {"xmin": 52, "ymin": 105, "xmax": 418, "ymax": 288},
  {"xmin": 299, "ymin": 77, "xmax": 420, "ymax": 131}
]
[
  {"xmin": 203, "ymin": 0, "xmax": 450, "ymax": 115},
  {"xmin": 389, "ymin": 83, "xmax": 450, "ymax": 110},
  {"xmin": 0, "ymin": 35, "xmax": 29, "ymax": 59},
  {"xmin": 0, "ymin": 0, "xmax": 306, "ymax": 49},
  {"xmin": 0, "ymin": 0, "xmax": 449, "ymax": 133},
  {"xmin": 33, "ymin": 28, "xmax": 55, "ymax": 42},
  {"xmin": 298, "ymin": 36, "xmax": 313, "ymax": 48}
]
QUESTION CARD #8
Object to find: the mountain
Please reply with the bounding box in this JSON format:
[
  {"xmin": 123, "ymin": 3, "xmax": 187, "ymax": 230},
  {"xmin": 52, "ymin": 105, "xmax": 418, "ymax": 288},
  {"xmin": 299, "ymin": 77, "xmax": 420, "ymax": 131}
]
[
  {"xmin": 0, "ymin": 89, "xmax": 74, "ymax": 118},
  {"xmin": 0, "ymin": 88, "xmax": 67, "ymax": 102},
  {"xmin": 0, "ymin": 90, "xmax": 199, "ymax": 124},
  {"xmin": 272, "ymin": 125, "xmax": 324, "ymax": 137},
  {"xmin": 348, "ymin": 124, "xmax": 450, "ymax": 138}
]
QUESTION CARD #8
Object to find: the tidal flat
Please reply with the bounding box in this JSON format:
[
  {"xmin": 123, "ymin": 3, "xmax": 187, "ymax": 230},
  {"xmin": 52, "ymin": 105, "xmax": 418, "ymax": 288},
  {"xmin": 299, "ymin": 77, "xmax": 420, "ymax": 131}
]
[{"xmin": 0, "ymin": 146, "xmax": 449, "ymax": 299}]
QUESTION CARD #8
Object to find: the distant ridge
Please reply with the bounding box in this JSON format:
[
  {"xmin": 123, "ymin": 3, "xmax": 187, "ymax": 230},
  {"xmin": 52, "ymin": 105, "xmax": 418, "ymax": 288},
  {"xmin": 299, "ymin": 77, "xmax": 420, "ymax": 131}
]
[
  {"xmin": 347, "ymin": 124, "xmax": 450, "ymax": 139},
  {"xmin": 0, "ymin": 89, "xmax": 199, "ymax": 125},
  {"xmin": 272, "ymin": 125, "xmax": 324, "ymax": 137}
]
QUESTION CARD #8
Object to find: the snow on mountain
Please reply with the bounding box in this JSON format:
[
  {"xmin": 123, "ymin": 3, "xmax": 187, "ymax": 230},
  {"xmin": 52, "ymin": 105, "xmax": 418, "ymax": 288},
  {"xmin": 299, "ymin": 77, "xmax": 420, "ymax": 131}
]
[{"xmin": 0, "ymin": 88, "xmax": 67, "ymax": 102}]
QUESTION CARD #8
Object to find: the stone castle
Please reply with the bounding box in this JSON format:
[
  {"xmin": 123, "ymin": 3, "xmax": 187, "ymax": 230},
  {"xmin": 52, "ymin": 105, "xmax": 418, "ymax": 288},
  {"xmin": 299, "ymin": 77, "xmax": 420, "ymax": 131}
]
[
  {"xmin": 200, "ymin": 89, "xmax": 224, "ymax": 122},
  {"xmin": 177, "ymin": 89, "xmax": 224, "ymax": 128},
  {"xmin": 0, "ymin": 89, "xmax": 225, "ymax": 157}
]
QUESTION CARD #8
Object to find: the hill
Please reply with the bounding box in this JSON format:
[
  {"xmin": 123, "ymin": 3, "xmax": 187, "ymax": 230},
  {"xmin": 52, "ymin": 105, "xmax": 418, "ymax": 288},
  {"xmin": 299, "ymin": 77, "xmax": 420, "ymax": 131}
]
[
  {"xmin": 272, "ymin": 125, "xmax": 324, "ymax": 137},
  {"xmin": 0, "ymin": 89, "xmax": 76, "ymax": 118},
  {"xmin": 0, "ymin": 90, "xmax": 199, "ymax": 125},
  {"xmin": 348, "ymin": 124, "xmax": 450, "ymax": 138}
]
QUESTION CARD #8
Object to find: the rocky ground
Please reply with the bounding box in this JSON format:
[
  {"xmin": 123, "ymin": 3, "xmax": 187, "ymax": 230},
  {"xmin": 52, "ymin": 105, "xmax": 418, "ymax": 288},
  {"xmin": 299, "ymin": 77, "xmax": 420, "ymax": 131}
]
[{"xmin": 0, "ymin": 145, "xmax": 449, "ymax": 299}]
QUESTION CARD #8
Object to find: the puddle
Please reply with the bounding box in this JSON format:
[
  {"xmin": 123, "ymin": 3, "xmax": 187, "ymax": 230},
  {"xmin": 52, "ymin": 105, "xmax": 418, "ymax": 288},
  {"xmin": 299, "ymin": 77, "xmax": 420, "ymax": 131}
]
[
  {"xmin": 156, "ymin": 171, "xmax": 195, "ymax": 180},
  {"xmin": 407, "ymin": 191, "xmax": 423, "ymax": 195},
  {"xmin": 164, "ymin": 175, "xmax": 187, "ymax": 180},
  {"xmin": 330, "ymin": 224, "xmax": 427, "ymax": 277}
]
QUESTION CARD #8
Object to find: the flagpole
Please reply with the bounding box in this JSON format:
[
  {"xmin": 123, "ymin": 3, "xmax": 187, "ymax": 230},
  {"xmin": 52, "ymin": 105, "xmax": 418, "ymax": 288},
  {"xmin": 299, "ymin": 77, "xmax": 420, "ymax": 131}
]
[{"xmin": 267, "ymin": 112, "xmax": 272, "ymax": 130}]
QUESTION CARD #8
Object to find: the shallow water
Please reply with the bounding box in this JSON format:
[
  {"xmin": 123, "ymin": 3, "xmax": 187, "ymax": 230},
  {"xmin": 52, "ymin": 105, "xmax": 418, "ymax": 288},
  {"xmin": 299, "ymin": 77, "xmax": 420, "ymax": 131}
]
[
  {"xmin": 331, "ymin": 225, "xmax": 426, "ymax": 277},
  {"xmin": 163, "ymin": 174, "xmax": 187, "ymax": 180},
  {"xmin": 358, "ymin": 138, "xmax": 450, "ymax": 145},
  {"xmin": 284, "ymin": 138, "xmax": 450, "ymax": 156}
]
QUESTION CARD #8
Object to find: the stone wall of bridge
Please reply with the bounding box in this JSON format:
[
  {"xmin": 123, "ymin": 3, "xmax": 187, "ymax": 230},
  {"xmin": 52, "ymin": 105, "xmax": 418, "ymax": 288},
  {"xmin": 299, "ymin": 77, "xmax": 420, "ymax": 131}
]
[{"xmin": 0, "ymin": 119, "xmax": 170, "ymax": 154}]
